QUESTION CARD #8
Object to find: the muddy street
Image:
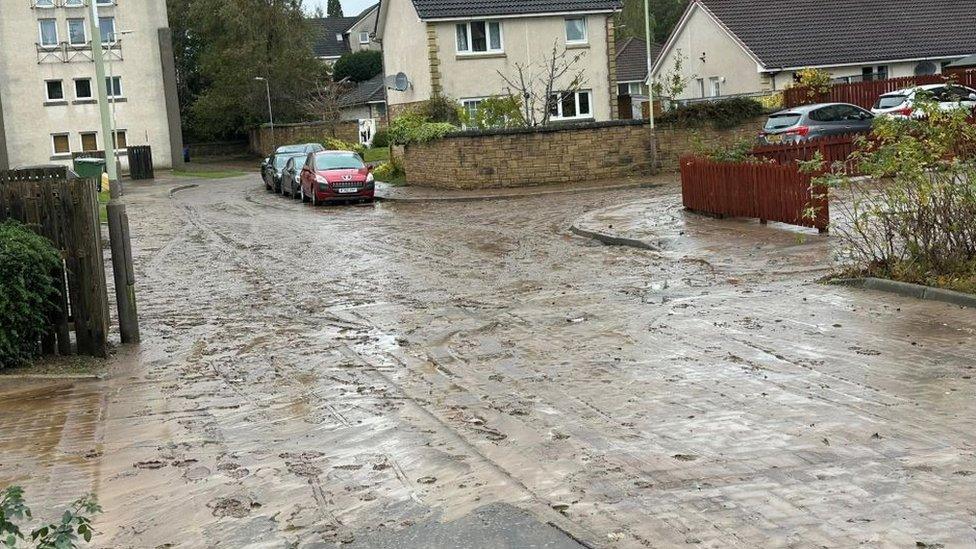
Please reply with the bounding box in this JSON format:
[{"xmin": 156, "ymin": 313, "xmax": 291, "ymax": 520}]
[{"xmin": 1, "ymin": 174, "xmax": 974, "ymax": 548}]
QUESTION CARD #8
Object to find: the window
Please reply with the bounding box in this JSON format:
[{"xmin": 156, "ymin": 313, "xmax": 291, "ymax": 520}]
[
  {"xmin": 81, "ymin": 132, "xmax": 98, "ymax": 152},
  {"xmin": 99, "ymin": 17, "xmax": 115, "ymax": 44},
  {"xmin": 709, "ymin": 77, "xmax": 721, "ymax": 97},
  {"xmin": 34, "ymin": 0, "xmax": 54, "ymax": 7},
  {"xmin": 618, "ymin": 82, "xmax": 646, "ymax": 96},
  {"xmin": 38, "ymin": 19, "xmax": 58, "ymax": 47},
  {"xmin": 696, "ymin": 78, "xmax": 705, "ymax": 98},
  {"xmin": 861, "ymin": 65, "xmax": 889, "ymax": 82},
  {"xmin": 455, "ymin": 21, "xmax": 502, "ymax": 54},
  {"xmin": 74, "ymin": 78, "xmax": 92, "ymax": 99},
  {"xmin": 64, "ymin": 0, "xmax": 85, "ymax": 6},
  {"xmin": 359, "ymin": 31, "xmax": 369, "ymax": 44},
  {"xmin": 96, "ymin": 0, "xmax": 115, "ymax": 4},
  {"xmin": 565, "ymin": 17, "xmax": 587, "ymax": 44},
  {"xmin": 112, "ymin": 130, "xmax": 127, "ymax": 149},
  {"xmin": 105, "ymin": 76, "xmax": 122, "ymax": 97},
  {"xmin": 67, "ymin": 19, "xmax": 87, "ymax": 45},
  {"xmin": 46, "ymin": 80, "xmax": 64, "ymax": 101},
  {"xmin": 461, "ymin": 98, "xmax": 483, "ymax": 121},
  {"xmin": 52, "ymin": 134, "xmax": 70, "ymax": 155},
  {"xmin": 373, "ymin": 102, "xmax": 387, "ymax": 117},
  {"xmin": 548, "ymin": 90, "xmax": 592, "ymax": 120},
  {"xmin": 336, "ymin": 33, "xmax": 343, "ymax": 42}
]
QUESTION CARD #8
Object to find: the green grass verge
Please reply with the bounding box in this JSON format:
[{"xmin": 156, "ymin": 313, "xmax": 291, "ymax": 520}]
[
  {"xmin": 363, "ymin": 147, "xmax": 390, "ymax": 163},
  {"xmin": 173, "ymin": 169, "xmax": 248, "ymax": 179}
]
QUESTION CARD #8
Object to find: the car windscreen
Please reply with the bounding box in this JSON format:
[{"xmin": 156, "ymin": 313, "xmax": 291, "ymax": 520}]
[
  {"xmin": 275, "ymin": 154, "xmax": 303, "ymax": 170},
  {"xmin": 315, "ymin": 153, "xmax": 365, "ymax": 170},
  {"xmin": 875, "ymin": 95, "xmax": 907, "ymax": 109},
  {"xmin": 765, "ymin": 113, "xmax": 801, "ymax": 130}
]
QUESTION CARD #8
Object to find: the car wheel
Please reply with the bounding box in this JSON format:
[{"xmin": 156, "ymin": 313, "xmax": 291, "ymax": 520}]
[
  {"xmin": 300, "ymin": 185, "xmax": 308, "ymax": 203},
  {"xmin": 311, "ymin": 189, "xmax": 318, "ymax": 206}
]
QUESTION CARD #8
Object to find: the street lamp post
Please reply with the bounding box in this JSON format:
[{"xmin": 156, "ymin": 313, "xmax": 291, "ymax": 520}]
[
  {"xmin": 643, "ymin": 0, "xmax": 655, "ymax": 129},
  {"xmin": 254, "ymin": 77, "xmax": 275, "ymax": 150}
]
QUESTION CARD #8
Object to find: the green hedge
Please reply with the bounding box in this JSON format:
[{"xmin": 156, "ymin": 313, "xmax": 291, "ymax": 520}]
[
  {"xmin": 388, "ymin": 111, "xmax": 458, "ymax": 145},
  {"xmin": 0, "ymin": 220, "xmax": 63, "ymax": 368},
  {"xmin": 660, "ymin": 97, "xmax": 766, "ymax": 130}
]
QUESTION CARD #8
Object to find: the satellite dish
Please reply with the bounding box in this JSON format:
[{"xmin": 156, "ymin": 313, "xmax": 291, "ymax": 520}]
[{"xmin": 386, "ymin": 72, "xmax": 409, "ymax": 92}]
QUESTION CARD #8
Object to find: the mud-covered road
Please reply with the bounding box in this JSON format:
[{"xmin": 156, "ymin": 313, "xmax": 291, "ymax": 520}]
[{"xmin": 1, "ymin": 175, "xmax": 974, "ymax": 548}]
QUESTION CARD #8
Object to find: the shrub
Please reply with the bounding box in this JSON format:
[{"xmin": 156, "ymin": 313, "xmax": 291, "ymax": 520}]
[
  {"xmin": 388, "ymin": 110, "xmax": 458, "ymax": 145},
  {"xmin": 0, "ymin": 220, "xmax": 62, "ymax": 369},
  {"xmin": 416, "ymin": 95, "xmax": 461, "ymax": 125},
  {"xmin": 659, "ymin": 97, "xmax": 765, "ymax": 130},
  {"xmin": 457, "ymin": 96, "xmax": 526, "ymax": 130},
  {"xmin": 371, "ymin": 128, "xmax": 390, "ymax": 148},
  {"xmin": 693, "ymin": 137, "xmax": 766, "ymax": 163},
  {"xmin": 323, "ymin": 137, "xmax": 366, "ymax": 156},
  {"xmin": 332, "ymin": 50, "xmax": 383, "ymax": 83},
  {"xmin": 373, "ymin": 155, "xmax": 405, "ymax": 182},
  {"xmin": 794, "ymin": 68, "xmax": 833, "ymax": 99},
  {"xmin": 807, "ymin": 95, "xmax": 976, "ymax": 291},
  {"xmin": 1, "ymin": 485, "xmax": 102, "ymax": 547}
]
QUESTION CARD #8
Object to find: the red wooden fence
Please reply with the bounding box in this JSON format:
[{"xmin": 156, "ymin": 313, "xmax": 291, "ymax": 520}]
[
  {"xmin": 783, "ymin": 73, "xmax": 976, "ymax": 109},
  {"xmin": 751, "ymin": 134, "xmax": 861, "ymax": 175},
  {"xmin": 680, "ymin": 156, "xmax": 829, "ymax": 232}
]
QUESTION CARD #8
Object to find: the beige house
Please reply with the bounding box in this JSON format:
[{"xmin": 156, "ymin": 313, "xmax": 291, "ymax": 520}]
[
  {"xmin": 310, "ymin": 4, "xmax": 380, "ymax": 65},
  {"xmin": 376, "ymin": 0, "xmax": 623, "ymax": 122},
  {"xmin": 0, "ymin": 0, "xmax": 183, "ymax": 171},
  {"xmin": 652, "ymin": 0, "xmax": 976, "ymax": 101}
]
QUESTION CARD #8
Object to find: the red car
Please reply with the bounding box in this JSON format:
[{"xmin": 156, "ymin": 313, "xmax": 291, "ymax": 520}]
[{"xmin": 299, "ymin": 151, "xmax": 375, "ymax": 205}]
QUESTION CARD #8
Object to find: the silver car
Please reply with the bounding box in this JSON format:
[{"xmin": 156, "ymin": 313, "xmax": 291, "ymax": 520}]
[{"xmin": 760, "ymin": 103, "xmax": 874, "ymax": 144}]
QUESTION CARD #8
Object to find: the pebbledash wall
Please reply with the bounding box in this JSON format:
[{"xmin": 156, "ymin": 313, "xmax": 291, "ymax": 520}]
[
  {"xmin": 248, "ymin": 120, "xmax": 384, "ymax": 157},
  {"xmin": 402, "ymin": 117, "xmax": 766, "ymax": 189}
]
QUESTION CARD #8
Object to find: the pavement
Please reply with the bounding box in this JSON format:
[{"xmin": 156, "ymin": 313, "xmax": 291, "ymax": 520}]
[
  {"xmin": 0, "ymin": 174, "xmax": 974, "ymax": 548},
  {"xmin": 374, "ymin": 174, "xmax": 673, "ymax": 202}
]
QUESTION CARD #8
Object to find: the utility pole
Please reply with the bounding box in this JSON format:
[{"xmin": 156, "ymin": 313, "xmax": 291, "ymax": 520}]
[
  {"xmin": 88, "ymin": 4, "xmax": 140, "ymax": 344},
  {"xmin": 643, "ymin": 0, "xmax": 655, "ymax": 129},
  {"xmin": 254, "ymin": 77, "xmax": 275, "ymax": 150}
]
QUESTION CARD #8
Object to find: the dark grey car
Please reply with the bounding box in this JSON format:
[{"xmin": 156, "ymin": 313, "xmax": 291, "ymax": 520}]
[
  {"xmin": 760, "ymin": 103, "xmax": 874, "ymax": 144},
  {"xmin": 279, "ymin": 155, "xmax": 306, "ymax": 198}
]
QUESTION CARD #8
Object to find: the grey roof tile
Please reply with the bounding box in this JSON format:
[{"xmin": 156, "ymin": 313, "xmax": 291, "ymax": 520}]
[
  {"xmin": 339, "ymin": 74, "xmax": 387, "ymax": 107},
  {"xmin": 698, "ymin": 0, "xmax": 976, "ymax": 69},
  {"xmin": 310, "ymin": 16, "xmax": 359, "ymax": 58},
  {"xmin": 615, "ymin": 36, "xmax": 661, "ymax": 82},
  {"xmin": 410, "ymin": 0, "xmax": 622, "ymax": 19}
]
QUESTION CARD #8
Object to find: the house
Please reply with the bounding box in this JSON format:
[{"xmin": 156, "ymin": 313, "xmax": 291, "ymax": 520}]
[
  {"xmin": 651, "ymin": 0, "xmax": 976, "ymax": 101},
  {"xmin": 614, "ymin": 36, "xmax": 660, "ymax": 119},
  {"xmin": 945, "ymin": 54, "xmax": 976, "ymax": 76},
  {"xmin": 0, "ymin": 0, "xmax": 183, "ymax": 171},
  {"xmin": 375, "ymin": 0, "xmax": 624, "ymax": 122},
  {"xmin": 338, "ymin": 73, "xmax": 388, "ymax": 121},
  {"xmin": 310, "ymin": 4, "xmax": 380, "ymax": 65}
]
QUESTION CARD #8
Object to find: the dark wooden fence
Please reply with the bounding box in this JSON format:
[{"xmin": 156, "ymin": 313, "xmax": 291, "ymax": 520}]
[
  {"xmin": 751, "ymin": 134, "xmax": 862, "ymax": 175},
  {"xmin": 0, "ymin": 167, "xmax": 110, "ymax": 358},
  {"xmin": 783, "ymin": 73, "xmax": 976, "ymax": 109},
  {"xmin": 680, "ymin": 156, "xmax": 829, "ymax": 232}
]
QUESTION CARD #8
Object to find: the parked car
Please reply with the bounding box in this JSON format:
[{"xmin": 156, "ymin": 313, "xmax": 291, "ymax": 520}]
[
  {"xmin": 760, "ymin": 103, "xmax": 874, "ymax": 144},
  {"xmin": 265, "ymin": 152, "xmax": 307, "ymax": 193},
  {"xmin": 261, "ymin": 143, "xmax": 325, "ymax": 191},
  {"xmin": 872, "ymin": 84, "xmax": 976, "ymax": 118},
  {"xmin": 280, "ymin": 156, "xmax": 305, "ymax": 198},
  {"xmin": 299, "ymin": 151, "xmax": 375, "ymax": 206}
]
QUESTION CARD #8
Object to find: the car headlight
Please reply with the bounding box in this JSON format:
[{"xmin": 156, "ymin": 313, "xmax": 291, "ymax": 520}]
[
  {"xmin": 315, "ymin": 175, "xmax": 328, "ymax": 185},
  {"xmin": 366, "ymin": 173, "xmax": 374, "ymax": 183}
]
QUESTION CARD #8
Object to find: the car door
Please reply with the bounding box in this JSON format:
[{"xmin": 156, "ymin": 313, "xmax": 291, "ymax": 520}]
[
  {"xmin": 949, "ymin": 85, "xmax": 976, "ymax": 112},
  {"xmin": 809, "ymin": 106, "xmax": 846, "ymax": 137},
  {"xmin": 300, "ymin": 153, "xmax": 314, "ymax": 193},
  {"xmin": 836, "ymin": 105, "xmax": 874, "ymax": 135}
]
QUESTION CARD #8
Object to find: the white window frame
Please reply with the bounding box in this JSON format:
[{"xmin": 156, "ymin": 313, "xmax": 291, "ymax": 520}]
[
  {"xmin": 359, "ymin": 31, "xmax": 370, "ymax": 44},
  {"xmin": 74, "ymin": 78, "xmax": 93, "ymax": 99},
  {"xmin": 335, "ymin": 33, "xmax": 343, "ymax": 42},
  {"xmin": 38, "ymin": 19, "xmax": 58, "ymax": 48},
  {"xmin": 96, "ymin": 0, "xmax": 115, "ymax": 5},
  {"xmin": 550, "ymin": 90, "xmax": 592, "ymax": 120},
  {"xmin": 112, "ymin": 129, "xmax": 127, "ymax": 150},
  {"xmin": 105, "ymin": 76, "xmax": 123, "ymax": 98},
  {"xmin": 34, "ymin": 0, "xmax": 55, "ymax": 8},
  {"xmin": 80, "ymin": 131, "xmax": 99, "ymax": 152},
  {"xmin": 64, "ymin": 0, "xmax": 85, "ymax": 7},
  {"xmin": 67, "ymin": 18, "xmax": 87, "ymax": 46},
  {"xmin": 51, "ymin": 133, "xmax": 71, "ymax": 156},
  {"xmin": 459, "ymin": 97, "xmax": 485, "ymax": 126},
  {"xmin": 45, "ymin": 80, "xmax": 64, "ymax": 102},
  {"xmin": 709, "ymin": 77, "xmax": 721, "ymax": 97},
  {"xmin": 455, "ymin": 21, "xmax": 503, "ymax": 55},
  {"xmin": 99, "ymin": 16, "xmax": 116, "ymax": 44},
  {"xmin": 565, "ymin": 17, "xmax": 587, "ymax": 45}
]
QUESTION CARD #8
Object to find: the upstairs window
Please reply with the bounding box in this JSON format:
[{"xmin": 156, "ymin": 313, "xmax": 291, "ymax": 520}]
[
  {"xmin": 75, "ymin": 78, "xmax": 93, "ymax": 99},
  {"xmin": 65, "ymin": 0, "xmax": 85, "ymax": 6},
  {"xmin": 38, "ymin": 19, "xmax": 58, "ymax": 47},
  {"xmin": 359, "ymin": 31, "xmax": 369, "ymax": 44},
  {"xmin": 456, "ymin": 21, "xmax": 502, "ymax": 54},
  {"xmin": 68, "ymin": 19, "xmax": 87, "ymax": 46},
  {"xmin": 99, "ymin": 17, "xmax": 116, "ymax": 44},
  {"xmin": 46, "ymin": 80, "xmax": 64, "ymax": 101},
  {"xmin": 105, "ymin": 76, "xmax": 122, "ymax": 97},
  {"xmin": 35, "ymin": 0, "xmax": 55, "ymax": 7},
  {"xmin": 565, "ymin": 17, "xmax": 587, "ymax": 44}
]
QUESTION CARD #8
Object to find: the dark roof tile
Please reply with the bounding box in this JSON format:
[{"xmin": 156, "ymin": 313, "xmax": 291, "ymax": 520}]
[
  {"xmin": 309, "ymin": 16, "xmax": 359, "ymax": 58},
  {"xmin": 615, "ymin": 36, "xmax": 661, "ymax": 82}
]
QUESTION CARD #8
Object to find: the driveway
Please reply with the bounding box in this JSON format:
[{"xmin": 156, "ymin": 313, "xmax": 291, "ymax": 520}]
[{"xmin": 0, "ymin": 175, "xmax": 973, "ymax": 548}]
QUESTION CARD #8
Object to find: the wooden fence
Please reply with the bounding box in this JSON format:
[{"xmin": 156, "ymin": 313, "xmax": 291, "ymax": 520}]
[
  {"xmin": 783, "ymin": 73, "xmax": 976, "ymax": 109},
  {"xmin": 680, "ymin": 156, "xmax": 829, "ymax": 232},
  {"xmin": 751, "ymin": 133, "xmax": 862, "ymax": 175},
  {"xmin": 0, "ymin": 167, "xmax": 110, "ymax": 358}
]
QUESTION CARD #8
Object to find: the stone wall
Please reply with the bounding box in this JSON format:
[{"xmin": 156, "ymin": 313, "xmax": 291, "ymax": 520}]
[
  {"xmin": 403, "ymin": 120, "xmax": 655, "ymax": 189},
  {"xmin": 248, "ymin": 120, "xmax": 384, "ymax": 156},
  {"xmin": 401, "ymin": 117, "xmax": 768, "ymax": 189}
]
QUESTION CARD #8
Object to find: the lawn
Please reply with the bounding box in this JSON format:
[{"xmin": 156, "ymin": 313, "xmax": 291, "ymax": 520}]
[
  {"xmin": 173, "ymin": 168, "xmax": 248, "ymax": 179},
  {"xmin": 363, "ymin": 147, "xmax": 390, "ymax": 163}
]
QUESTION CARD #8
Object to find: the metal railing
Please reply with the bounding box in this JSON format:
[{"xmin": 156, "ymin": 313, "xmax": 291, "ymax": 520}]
[{"xmin": 36, "ymin": 40, "xmax": 122, "ymax": 63}]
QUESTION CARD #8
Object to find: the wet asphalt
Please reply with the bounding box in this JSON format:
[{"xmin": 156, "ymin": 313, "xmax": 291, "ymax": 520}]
[{"xmin": 0, "ymin": 174, "xmax": 973, "ymax": 548}]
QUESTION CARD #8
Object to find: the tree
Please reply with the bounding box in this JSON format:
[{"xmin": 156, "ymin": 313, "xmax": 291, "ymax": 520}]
[
  {"xmin": 181, "ymin": 0, "xmax": 328, "ymax": 139},
  {"xmin": 332, "ymin": 50, "xmax": 383, "ymax": 83},
  {"xmin": 311, "ymin": 5, "xmax": 325, "ymax": 17},
  {"xmin": 652, "ymin": 48, "xmax": 694, "ymax": 100},
  {"xmin": 497, "ymin": 42, "xmax": 587, "ymax": 126},
  {"xmin": 327, "ymin": 0, "xmax": 343, "ymax": 17},
  {"xmin": 166, "ymin": 0, "xmax": 205, "ymax": 140},
  {"xmin": 615, "ymin": 0, "xmax": 689, "ymax": 43},
  {"xmin": 301, "ymin": 80, "xmax": 350, "ymax": 125}
]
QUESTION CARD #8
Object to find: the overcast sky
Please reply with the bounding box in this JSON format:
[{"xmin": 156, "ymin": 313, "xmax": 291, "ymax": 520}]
[{"xmin": 305, "ymin": 0, "xmax": 377, "ymax": 17}]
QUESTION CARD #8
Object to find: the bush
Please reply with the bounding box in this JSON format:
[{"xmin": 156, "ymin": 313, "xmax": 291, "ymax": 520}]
[
  {"xmin": 373, "ymin": 155, "xmax": 405, "ymax": 182},
  {"xmin": 457, "ymin": 95, "xmax": 526, "ymax": 130},
  {"xmin": 693, "ymin": 137, "xmax": 767, "ymax": 163},
  {"xmin": 371, "ymin": 128, "xmax": 390, "ymax": 148},
  {"xmin": 332, "ymin": 50, "xmax": 383, "ymax": 83},
  {"xmin": 323, "ymin": 137, "xmax": 366, "ymax": 156},
  {"xmin": 416, "ymin": 95, "xmax": 461, "ymax": 125},
  {"xmin": 808, "ymin": 96, "xmax": 976, "ymax": 291},
  {"xmin": 659, "ymin": 97, "xmax": 765, "ymax": 129},
  {"xmin": 794, "ymin": 68, "xmax": 833, "ymax": 99},
  {"xmin": 0, "ymin": 220, "xmax": 62, "ymax": 368},
  {"xmin": 388, "ymin": 110, "xmax": 458, "ymax": 145}
]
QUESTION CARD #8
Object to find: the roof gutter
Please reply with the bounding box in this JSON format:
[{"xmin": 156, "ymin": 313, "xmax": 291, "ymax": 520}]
[
  {"xmin": 765, "ymin": 54, "xmax": 968, "ymax": 73},
  {"xmin": 420, "ymin": 9, "xmax": 617, "ymax": 22}
]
